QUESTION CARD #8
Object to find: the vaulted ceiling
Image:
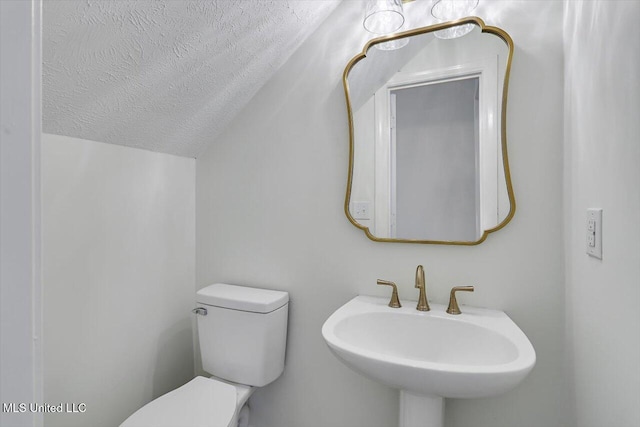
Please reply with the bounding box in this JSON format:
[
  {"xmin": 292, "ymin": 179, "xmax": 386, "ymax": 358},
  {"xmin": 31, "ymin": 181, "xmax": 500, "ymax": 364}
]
[{"xmin": 43, "ymin": 0, "xmax": 341, "ymax": 158}]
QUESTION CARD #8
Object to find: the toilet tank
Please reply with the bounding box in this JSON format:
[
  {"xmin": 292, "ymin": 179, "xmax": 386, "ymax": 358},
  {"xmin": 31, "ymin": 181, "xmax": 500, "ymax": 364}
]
[{"xmin": 195, "ymin": 283, "xmax": 289, "ymax": 387}]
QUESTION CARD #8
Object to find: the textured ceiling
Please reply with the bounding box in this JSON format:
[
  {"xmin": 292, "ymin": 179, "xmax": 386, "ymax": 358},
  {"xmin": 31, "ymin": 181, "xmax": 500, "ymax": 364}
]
[{"xmin": 43, "ymin": 0, "xmax": 341, "ymax": 158}]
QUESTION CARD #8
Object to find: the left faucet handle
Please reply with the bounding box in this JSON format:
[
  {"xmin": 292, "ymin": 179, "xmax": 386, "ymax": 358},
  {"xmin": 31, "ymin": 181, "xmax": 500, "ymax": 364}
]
[{"xmin": 377, "ymin": 279, "xmax": 402, "ymax": 308}]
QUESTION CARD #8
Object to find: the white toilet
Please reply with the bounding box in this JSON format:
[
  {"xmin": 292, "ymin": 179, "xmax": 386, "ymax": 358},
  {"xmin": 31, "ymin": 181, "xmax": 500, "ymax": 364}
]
[{"xmin": 120, "ymin": 283, "xmax": 289, "ymax": 427}]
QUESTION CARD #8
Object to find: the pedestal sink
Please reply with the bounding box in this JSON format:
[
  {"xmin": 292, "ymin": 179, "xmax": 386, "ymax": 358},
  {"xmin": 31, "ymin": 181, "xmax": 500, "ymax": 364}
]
[{"xmin": 321, "ymin": 296, "xmax": 536, "ymax": 427}]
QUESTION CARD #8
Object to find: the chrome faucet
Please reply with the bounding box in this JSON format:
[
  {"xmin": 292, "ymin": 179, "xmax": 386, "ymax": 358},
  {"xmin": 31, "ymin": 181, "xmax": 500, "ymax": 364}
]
[{"xmin": 415, "ymin": 265, "xmax": 429, "ymax": 311}]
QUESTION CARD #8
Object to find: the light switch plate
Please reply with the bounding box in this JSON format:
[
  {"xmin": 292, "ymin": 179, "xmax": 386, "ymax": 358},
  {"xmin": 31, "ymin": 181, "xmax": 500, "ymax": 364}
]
[
  {"xmin": 586, "ymin": 208, "xmax": 602, "ymax": 259},
  {"xmin": 351, "ymin": 201, "xmax": 371, "ymax": 220}
]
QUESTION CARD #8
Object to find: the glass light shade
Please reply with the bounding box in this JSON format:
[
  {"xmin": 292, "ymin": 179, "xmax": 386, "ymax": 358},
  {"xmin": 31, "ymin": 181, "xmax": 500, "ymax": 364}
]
[
  {"xmin": 364, "ymin": 0, "xmax": 405, "ymax": 35},
  {"xmin": 375, "ymin": 36, "xmax": 410, "ymax": 51},
  {"xmin": 431, "ymin": 0, "xmax": 479, "ymax": 39}
]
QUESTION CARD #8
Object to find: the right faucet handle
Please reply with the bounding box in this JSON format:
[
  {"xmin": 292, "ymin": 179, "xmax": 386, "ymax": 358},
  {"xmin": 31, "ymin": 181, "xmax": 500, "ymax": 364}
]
[
  {"xmin": 446, "ymin": 286, "xmax": 475, "ymax": 315},
  {"xmin": 377, "ymin": 279, "xmax": 402, "ymax": 308}
]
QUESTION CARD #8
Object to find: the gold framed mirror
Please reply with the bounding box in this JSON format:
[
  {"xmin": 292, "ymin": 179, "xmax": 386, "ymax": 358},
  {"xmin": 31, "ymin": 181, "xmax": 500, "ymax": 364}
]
[{"xmin": 344, "ymin": 17, "xmax": 514, "ymax": 245}]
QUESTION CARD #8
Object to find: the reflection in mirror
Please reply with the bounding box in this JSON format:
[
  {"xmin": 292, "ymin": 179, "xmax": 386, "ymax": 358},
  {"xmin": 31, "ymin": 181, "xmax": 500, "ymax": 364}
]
[{"xmin": 344, "ymin": 19, "xmax": 514, "ymax": 244}]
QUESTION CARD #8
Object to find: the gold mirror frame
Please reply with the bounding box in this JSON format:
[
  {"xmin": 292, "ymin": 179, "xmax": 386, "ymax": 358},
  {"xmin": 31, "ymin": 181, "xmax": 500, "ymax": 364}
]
[{"xmin": 343, "ymin": 17, "xmax": 515, "ymax": 245}]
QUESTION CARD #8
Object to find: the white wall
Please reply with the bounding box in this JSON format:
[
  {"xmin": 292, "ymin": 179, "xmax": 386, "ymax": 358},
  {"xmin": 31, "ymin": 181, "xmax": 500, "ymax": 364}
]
[
  {"xmin": 0, "ymin": 1, "xmax": 43, "ymax": 426},
  {"xmin": 196, "ymin": 1, "xmax": 567, "ymax": 426},
  {"xmin": 42, "ymin": 134, "xmax": 196, "ymax": 427},
  {"xmin": 564, "ymin": 2, "xmax": 640, "ymax": 426}
]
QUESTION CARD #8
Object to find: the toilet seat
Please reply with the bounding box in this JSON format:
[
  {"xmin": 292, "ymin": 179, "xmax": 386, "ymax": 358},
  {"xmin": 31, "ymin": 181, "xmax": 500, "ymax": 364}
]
[{"xmin": 120, "ymin": 376, "xmax": 237, "ymax": 427}]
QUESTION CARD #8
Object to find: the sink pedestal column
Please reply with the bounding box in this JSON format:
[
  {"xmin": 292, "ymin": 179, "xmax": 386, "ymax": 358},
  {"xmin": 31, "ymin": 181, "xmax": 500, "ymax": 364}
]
[{"xmin": 399, "ymin": 391, "xmax": 444, "ymax": 427}]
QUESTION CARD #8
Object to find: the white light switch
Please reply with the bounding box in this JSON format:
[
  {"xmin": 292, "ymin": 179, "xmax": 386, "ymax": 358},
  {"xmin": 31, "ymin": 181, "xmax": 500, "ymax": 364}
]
[
  {"xmin": 351, "ymin": 201, "xmax": 371, "ymax": 220},
  {"xmin": 586, "ymin": 208, "xmax": 602, "ymax": 259}
]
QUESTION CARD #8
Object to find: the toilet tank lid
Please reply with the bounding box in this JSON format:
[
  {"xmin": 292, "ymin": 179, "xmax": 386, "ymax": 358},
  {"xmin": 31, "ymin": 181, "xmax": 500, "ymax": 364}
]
[{"xmin": 196, "ymin": 283, "xmax": 289, "ymax": 313}]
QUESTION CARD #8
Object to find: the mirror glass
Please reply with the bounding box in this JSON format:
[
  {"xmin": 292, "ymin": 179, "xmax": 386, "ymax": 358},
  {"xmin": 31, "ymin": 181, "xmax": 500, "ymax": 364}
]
[{"xmin": 345, "ymin": 19, "xmax": 514, "ymax": 244}]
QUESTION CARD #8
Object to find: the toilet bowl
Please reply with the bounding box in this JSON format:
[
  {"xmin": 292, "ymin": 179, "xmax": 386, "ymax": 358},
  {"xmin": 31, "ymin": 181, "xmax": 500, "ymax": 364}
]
[
  {"xmin": 120, "ymin": 377, "xmax": 239, "ymax": 427},
  {"xmin": 120, "ymin": 284, "xmax": 289, "ymax": 427}
]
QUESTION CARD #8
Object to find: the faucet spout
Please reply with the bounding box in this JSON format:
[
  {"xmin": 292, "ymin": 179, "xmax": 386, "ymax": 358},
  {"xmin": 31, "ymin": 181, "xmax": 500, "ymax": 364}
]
[{"xmin": 415, "ymin": 265, "xmax": 430, "ymax": 311}]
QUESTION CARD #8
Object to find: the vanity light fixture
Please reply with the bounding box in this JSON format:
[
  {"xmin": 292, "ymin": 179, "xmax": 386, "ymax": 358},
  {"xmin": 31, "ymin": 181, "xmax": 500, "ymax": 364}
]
[
  {"xmin": 363, "ymin": 0, "xmax": 412, "ymax": 50},
  {"xmin": 363, "ymin": 0, "xmax": 405, "ymax": 35},
  {"xmin": 431, "ymin": 0, "xmax": 479, "ymax": 39}
]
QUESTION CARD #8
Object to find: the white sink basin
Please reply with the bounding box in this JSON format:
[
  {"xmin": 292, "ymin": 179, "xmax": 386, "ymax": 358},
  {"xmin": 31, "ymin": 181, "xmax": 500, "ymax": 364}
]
[{"xmin": 322, "ymin": 296, "xmax": 535, "ymax": 399}]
